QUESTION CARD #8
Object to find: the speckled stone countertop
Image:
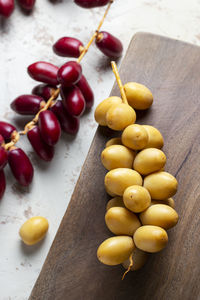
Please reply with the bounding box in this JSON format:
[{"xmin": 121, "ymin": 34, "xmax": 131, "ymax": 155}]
[{"xmin": 1, "ymin": 0, "xmax": 200, "ymax": 299}]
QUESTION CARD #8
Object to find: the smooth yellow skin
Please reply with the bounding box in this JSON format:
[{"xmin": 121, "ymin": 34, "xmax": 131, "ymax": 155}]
[
  {"xmin": 106, "ymin": 103, "xmax": 136, "ymax": 131},
  {"xmin": 134, "ymin": 225, "xmax": 168, "ymax": 253},
  {"xmin": 124, "ymin": 82, "xmax": 153, "ymax": 110},
  {"xmin": 101, "ymin": 145, "xmax": 136, "ymax": 171},
  {"xmin": 140, "ymin": 204, "xmax": 178, "ymax": 229},
  {"xmin": 122, "ymin": 248, "xmax": 148, "ymax": 271},
  {"xmin": 94, "ymin": 96, "xmax": 122, "ymax": 126},
  {"xmin": 142, "ymin": 125, "xmax": 164, "ymax": 149},
  {"xmin": 97, "ymin": 236, "xmax": 135, "ymax": 266},
  {"xmin": 106, "ymin": 137, "xmax": 122, "ymax": 148},
  {"xmin": 105, "ymin": 207, "xmax": 141, "ymax": 236},
  {"xmin": 143, "ymin": 171, "xmax": 178, "ymax": 200},
  {"xmin": 133, "ymin": 148, "xmax": 166, "ymax": 175},
  {"xmin": 105, "ymin": 185, "xmax": 117, "ymax": 197},
  {"xmin": 122, "ymin": 124, "xmax": 148, "ymax": 150},
  {"xmin": 106, "ymin": 197, "xmax": 125, "ymax": 211},
  {"xmin": 19, "ymin": 216, "xmax": 49, "ymax": 246},
  {"xmin": 123, "ymin": 185, "xmax": 151, "ymax": 213},
  {"xmin": 151, "ymin": 198, "xmax": 175, "ymax": 208},
  {"xmin": 105, "ymin": 168, "xmax": 143, "ymax": 196}
]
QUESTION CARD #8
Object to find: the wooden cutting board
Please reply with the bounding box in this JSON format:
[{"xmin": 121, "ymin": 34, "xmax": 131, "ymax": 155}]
[{"xmin": 29, "ymin": 33, "xmax": 200, "ymax": 300}]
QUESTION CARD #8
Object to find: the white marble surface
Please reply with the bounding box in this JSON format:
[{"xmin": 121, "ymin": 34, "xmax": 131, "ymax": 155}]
[{"xmin": 1, "ymin": 0, "xmax": 200, "ymax": 299}]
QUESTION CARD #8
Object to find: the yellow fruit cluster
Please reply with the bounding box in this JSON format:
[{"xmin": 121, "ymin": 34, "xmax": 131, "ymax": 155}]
[{"xmin": 95, "ymin": 77, "xmax": 178, "ymax": 276}]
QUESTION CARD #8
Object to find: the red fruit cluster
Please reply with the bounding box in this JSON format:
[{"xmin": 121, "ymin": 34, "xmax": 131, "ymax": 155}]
[
  {"xmin": 0, "ymin": 0, "xmax": 35, "ymax": 18},
  {"xmin": 8, "ymin": 56, "xmax": 94, "ymax": 191},
  {"xmin": 0, "ymin": 0, "xmax": 121, "ymax": 200}
]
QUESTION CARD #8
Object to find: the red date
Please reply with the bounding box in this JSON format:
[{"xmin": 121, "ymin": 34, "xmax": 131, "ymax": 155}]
[
  {"xmin": 18, "ymin": 0, "xmax": 35, "ymax": 10},
  {"xmin": 0, "ymin": 0, "xmax": 14, "ymax": 17},
  {"xmin": 76, "ymin": 75, "xmax": 94, "ymax": 108},
  {"xmin": 95, "ymin": 31, "xmax": 123, "ymax": 58},
  {"xmin": 0, "ymin": 121, "xmax": 16, "ymax": 143},
  {"xmin": 38, "ymin": 110, "xmax": 61, "ymax": 146},
  {"xmin": 11, "ymin": 94, "xmax": 45, "ymax": 115},
  {"xmin": 28, "ymin": 62, "xmax": 59, "ymax": 86},
  {"xmin": 61, "ymin": 86, "xmax": 85, "ymax": 117},
  {"xmin": 0, "ymin": 146, "xmax": 8, "ymax": 170},
  {"xmin": 27, "ymin": 126, "xmax": 54, "ymax": 161},
  {"xmin": 8, "ymin": 148, "xmax": 34, "ymax": 186},
  {"xmin": 51, "ymin": 100, "xmax": 80, "ymax": 135},
  {"xmin": 32, "ymin": 84, "xmax": 58, "ymax": 101},
  {"xmin": 57, "ymin": 61, "xmax": 82, "ymax": 87},
  {"xmin": 0, "ymin": 170, "xmax": 6, "ymax": 199},
  {"xmin": 74, "ymin": 0, "xmax": 109, "ymax": 8},
  {"xmin": 53, "ymin": 37, "xmax": 84, "ymax": 58}
]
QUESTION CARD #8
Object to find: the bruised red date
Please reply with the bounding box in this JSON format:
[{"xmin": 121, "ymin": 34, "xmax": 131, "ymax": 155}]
[
  {"xmin": 0, "ymin": 121, "xmax": 16, "ymax": 142},
  {"xmin": 0, "ymin": 170, "xmax": 6, "ymax": 199},
  {"xmin": 28, "ymin": 62, "xmax": 59, "ymax": 86},
  {"xmin": 32, "ymin": 84, "xmax": 58, "ymax": 101},
  {"xmin": 8, "ymin": 148, "xmax": 34, "ymax": 186},
  {"xmin": 53, "ymin": 37, "xmax": 84, "ymax": 58},
  {"xmin": 11, "ymin": 95, "xmax": 45, "ymax": 115},
  {"xmin": 57, "ymin": 61, "xmax": 82, "ymax": 87},
  {"xmin": 18, "ymin": 0, "xmax": 35, "ymax": 10},
  {"xmin": 95, "ymin": 31, "xmax": 123, "ymax": 58},
  {"xmin": 0, "ymin": 147, "xmax": 8, "ymax": 170},
  {"xmin": 51, "ymin": 100, "xmax": 80, "ymax": 135},
  {"xmin": 38, "ymin": 110, "xmax": 61, "ymax": 146},
  {"xmin": 0, "ymin": 0, "xmax": 14, "ymax": 17},
  {"xmin": 61, "ymin": 86, "xmax": 85, "ymax": 117},
  {"xmin": 27, "ymin": 126, "xmax": 54, "ymax": 161},
  {"xmin": 76, "ymin": 75, "xmax": 94, "ymax": 108},
  {"xmin": 74, "ymin": 0, "xmax": 109, "ymax": 8}
]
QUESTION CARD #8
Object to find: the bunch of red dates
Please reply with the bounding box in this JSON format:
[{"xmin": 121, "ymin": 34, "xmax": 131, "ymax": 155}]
[{"xmin": 0, "ymin": 6, "xmax": 123, "ymax": 201}]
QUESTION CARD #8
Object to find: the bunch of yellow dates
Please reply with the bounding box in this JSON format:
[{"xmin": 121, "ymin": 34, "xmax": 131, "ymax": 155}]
[{"xmin": 95, "ymin": 81, "xmax": 178, "ymax": 274}]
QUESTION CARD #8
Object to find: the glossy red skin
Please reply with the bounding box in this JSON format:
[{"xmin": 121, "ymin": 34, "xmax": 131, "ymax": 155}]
[
  {"xmin": 8, "ymin": 148, "xmax": 34, "ymax": 186},
  {"xmin": 61, "ymin": 86, "xmax": 85, "ymax": 117},
  {"xmin": 32, "ymin": 84, "xmax": 57, "ymax": 101},
  {"xmin": 95, "ymin": 31, "xmax": 123, "ymax": 59},
  {"xmin": 0, "ymin": 0, "xmax": 14, "ymax": 17},
  {"xmin": 11, "ymin": 94, "xmax": 44, "ymax": 115},
  {"xmin": 0, "ymin": 170, "xmax": 6, "ymax": 199},
  {"xmin": 0, "ymin": 147, "xmax": 8, "ymax": 170},
  {"xmin": 53, "ymin": 37, "xmax": 84, "ymax": 58},
  {"xmin": 76, "ymin": 75, "xmax": 94, "ymax": 108},
  {"xmin": 74, "ymin": 0, "xmax": 109, "ymax": 8},
  {"xmin": 0, "ymin": 121, "xmax": 16, "ymax": 143},
  {"xmin": 18, "ymin": 0, "xmax": 35, "ymax": 10},
  {"xmin": 51, "ymin": 100, "xmax": 80, "ymax": 135},
  {"xmin": 57, "ymin": 61, "xmax": 82, "ymax": 87},
  {"xmin": 38, "ymin": 110, "xmax": 61, "ymax": 146},
  {"xmin": 27, "ymin": 126, "xmax": 54, "ymax": 161},
  {"xmin": 28, "ymin": 62, "xmax": 59, "ymax": 86}
]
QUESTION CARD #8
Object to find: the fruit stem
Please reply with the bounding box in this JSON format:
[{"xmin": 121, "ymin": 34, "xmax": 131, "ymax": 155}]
[
  {"xmin": 4, "ymin": 131, "xmax": 20, "ymax": 151},
  {"xmin": 77, "ymin": 0, "xmax": 114, "ymax": 63},
  {"xmin": 111, "ymin": 61, "xmax": 128, "ymax": 104},
  {"xmin": 122, "ymin": 254, "xmax": 133, "ymax": 280}
]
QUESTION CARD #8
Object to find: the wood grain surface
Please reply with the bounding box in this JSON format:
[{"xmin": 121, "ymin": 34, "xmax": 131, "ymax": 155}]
[{"xmin": 29, "ymin": 33, "xmax": 200, "ymax": 300}]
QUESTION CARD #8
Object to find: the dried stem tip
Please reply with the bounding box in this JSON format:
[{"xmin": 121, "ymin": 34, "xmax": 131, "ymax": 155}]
[{"xmin": 111, "ymin": 61, "xmax": 128, "ymax": 105}]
